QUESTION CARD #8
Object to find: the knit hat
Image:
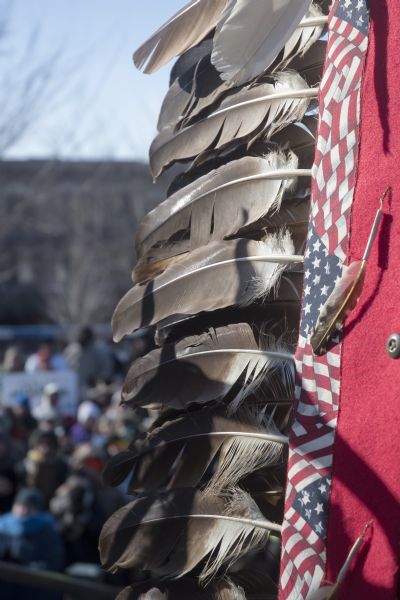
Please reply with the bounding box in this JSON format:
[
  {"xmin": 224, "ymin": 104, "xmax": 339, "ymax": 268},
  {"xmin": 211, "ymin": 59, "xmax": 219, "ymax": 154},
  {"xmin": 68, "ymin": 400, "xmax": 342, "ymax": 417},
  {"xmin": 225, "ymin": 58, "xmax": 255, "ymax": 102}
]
[
  {"xmin": 15, "ymin": 487, "xmax": 45, "ymax": 511},
  {"xmin": 14, "ymin": 393, "xmax": 30, "ymax": 409}
]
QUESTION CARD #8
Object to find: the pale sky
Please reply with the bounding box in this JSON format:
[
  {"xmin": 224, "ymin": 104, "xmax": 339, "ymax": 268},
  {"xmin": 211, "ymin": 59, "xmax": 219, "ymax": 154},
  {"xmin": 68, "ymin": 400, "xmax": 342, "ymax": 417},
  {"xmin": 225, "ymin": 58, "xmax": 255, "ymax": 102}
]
[{"xmin": 2, "ymin": 0, "xmax": 184, "ymax": 161}]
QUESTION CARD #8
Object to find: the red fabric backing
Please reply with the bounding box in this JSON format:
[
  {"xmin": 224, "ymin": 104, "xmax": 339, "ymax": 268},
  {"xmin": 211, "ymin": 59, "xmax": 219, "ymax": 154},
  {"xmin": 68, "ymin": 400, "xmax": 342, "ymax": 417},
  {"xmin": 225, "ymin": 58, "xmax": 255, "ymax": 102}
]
[{"xmin": 326, "ymin": 1, "xmax": 400, "ymax": 597}]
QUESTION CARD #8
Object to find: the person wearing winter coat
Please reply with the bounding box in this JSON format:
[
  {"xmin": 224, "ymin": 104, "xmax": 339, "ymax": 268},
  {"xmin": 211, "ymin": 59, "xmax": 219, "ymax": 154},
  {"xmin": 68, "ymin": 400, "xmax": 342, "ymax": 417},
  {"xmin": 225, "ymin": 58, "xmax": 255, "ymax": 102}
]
[
  {"xmin": 0, "ymin": 487, "xmax": 65, "ymax": 600},
  {"xmin": 23, "ymin": 431, "xmax": 68, "ymax": 507}
]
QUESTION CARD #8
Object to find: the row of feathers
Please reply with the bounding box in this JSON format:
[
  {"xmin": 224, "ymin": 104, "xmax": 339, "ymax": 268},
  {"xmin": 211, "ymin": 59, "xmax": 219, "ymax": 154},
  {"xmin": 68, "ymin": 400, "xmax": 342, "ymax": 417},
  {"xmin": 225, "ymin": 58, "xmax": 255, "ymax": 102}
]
[{"xmin": 99, "ymin": 1, "xmax": 336, "ymax": 599}]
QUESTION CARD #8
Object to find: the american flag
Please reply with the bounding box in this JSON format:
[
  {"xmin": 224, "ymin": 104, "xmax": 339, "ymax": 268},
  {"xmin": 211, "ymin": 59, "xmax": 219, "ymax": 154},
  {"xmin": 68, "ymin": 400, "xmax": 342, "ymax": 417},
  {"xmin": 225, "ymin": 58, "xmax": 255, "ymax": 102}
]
[{"xmin": 279, "ymin": 1, "xmax": 370, "ymax": 598}]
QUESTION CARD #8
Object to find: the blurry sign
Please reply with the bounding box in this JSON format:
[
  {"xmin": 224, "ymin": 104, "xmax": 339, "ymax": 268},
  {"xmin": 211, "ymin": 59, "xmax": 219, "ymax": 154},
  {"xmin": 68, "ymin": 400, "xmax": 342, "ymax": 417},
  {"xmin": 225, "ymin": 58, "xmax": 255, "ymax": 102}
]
[{"xmin": 1, "ymin": 371, "xmax": 78, "ymax": 415}]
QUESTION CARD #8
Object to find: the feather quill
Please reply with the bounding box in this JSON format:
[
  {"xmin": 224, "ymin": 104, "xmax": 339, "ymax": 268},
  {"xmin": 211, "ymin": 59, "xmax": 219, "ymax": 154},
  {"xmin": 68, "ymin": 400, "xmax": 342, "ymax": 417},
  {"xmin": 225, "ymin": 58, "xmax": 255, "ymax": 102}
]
[
  {"xmin": 121, "ymin": 323, "xmax": 294, "ymax": 409},
  {"xmin": 99, "ymin": 488, "xmax": 279, "ymax": 580},
  {"xmin": 112, "ymin": 233, "xmax": 301, "ymax": 342},
  {"xmin": 311, "ymin": 188, "xmax": 390, "ymax": 355},
  {"xmin": 310, "ymin": 260, "xmax": 366, "ymax": 355},
  {"xmin": 178, "ymin": 6, "xmax": 325, "ymax": 130},
  {"xmin": 103, "ymin": 406, "xmax": 287, "ymax": 491},
  {"xmin": 133, "ymin": 0, "xmax": 226, "ymax": 74},
  {"xmin": 153, "ymin": 283, "xmax": 303, "ymax": 355},
  {"xmin": 135, "ymin": 151, "xmax": 302, "ymax": 263},
  {"xmin": 211, "ymin": 0, "xmax": 312, "ymax": 86},
  {"xmin": 149, "ymin": 72, "xmax": 315, "ymax": 178},
  {"xmin": 105, "ymin": 0, "xmax": 328, "ymax": 592}
]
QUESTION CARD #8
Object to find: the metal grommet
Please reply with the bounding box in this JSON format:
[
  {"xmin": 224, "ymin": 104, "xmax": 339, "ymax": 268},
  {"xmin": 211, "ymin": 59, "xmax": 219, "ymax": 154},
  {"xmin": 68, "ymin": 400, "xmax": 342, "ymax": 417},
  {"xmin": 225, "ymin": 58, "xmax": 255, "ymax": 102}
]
[{"xmin": 386, "ymin": 333, "xmax": 400, "ymax": 359}]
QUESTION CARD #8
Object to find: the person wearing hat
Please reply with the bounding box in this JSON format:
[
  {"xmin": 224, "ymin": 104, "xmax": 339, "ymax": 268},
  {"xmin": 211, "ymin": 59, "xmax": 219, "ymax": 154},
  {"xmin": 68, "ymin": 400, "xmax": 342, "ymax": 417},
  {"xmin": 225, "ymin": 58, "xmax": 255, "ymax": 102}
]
[
  {"xmin": 32, "ymin": 382, "xmax": 62, "ymax": 424},
  {"xmin": 24, "ymin": 432, "xmax": 68, "ymax": 507},
  {"xmin": 69, "ymin": 400, "xmax": 101, "ymax": 445},
  {"xmin": 0, "ymin": 487, "xmax": 64, "ymax": 599},
  {"xmin": 9, "ymin": 393, "xmax": 37, "ymax": 448}
]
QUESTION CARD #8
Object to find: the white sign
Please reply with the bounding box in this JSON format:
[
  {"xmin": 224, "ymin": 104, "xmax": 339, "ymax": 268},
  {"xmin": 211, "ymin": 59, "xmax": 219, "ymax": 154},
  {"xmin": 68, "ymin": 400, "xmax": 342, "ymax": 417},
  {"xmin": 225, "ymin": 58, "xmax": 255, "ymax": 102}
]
[{"xmin": 1, "ymin": 371, "xmax": 78, "ymax": 416}]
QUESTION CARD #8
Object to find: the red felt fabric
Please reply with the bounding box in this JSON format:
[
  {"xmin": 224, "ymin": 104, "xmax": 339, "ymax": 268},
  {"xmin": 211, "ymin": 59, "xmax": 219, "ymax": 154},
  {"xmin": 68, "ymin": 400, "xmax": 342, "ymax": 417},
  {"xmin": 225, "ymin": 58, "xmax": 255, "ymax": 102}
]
[{"xmin": 325, "ymin": 1, "xmax": 400, "ymax": 597}]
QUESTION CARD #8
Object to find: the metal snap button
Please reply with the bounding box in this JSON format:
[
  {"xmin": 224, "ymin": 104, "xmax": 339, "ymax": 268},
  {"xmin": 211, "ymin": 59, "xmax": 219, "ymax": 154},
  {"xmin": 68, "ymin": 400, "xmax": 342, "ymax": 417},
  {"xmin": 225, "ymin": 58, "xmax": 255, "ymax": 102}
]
[{"xmin": 387, "ymin": 333, "xmax": 400, "ymax": 359}]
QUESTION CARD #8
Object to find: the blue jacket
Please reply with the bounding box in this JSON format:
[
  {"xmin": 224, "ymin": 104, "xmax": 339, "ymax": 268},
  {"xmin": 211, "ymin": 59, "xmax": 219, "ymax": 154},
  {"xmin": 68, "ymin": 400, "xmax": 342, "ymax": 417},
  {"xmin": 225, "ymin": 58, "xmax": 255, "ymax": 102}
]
[{"xmin": 0, "ymin": 511, "xmax": 65, "ymax": 571}]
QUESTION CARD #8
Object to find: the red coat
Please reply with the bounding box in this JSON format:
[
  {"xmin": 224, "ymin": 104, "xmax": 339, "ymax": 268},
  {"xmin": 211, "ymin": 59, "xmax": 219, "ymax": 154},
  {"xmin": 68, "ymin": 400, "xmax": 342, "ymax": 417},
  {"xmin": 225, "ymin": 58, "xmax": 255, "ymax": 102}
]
[
  {"xmin": 280, "ymin": 1, "xmax": 400, "ymax": 598},
  {"xmin": 326, "ymin": 1, "xmax": 400, "ymax": 597}
]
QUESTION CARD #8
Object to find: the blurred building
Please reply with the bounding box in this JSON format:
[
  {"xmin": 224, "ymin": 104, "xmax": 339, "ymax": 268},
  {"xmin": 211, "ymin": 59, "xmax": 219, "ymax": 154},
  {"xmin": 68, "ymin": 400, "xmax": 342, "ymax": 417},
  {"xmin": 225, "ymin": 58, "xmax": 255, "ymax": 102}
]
[{"xmin": 0, "ymin": 160, "xmax": 171, "ymax": 324}]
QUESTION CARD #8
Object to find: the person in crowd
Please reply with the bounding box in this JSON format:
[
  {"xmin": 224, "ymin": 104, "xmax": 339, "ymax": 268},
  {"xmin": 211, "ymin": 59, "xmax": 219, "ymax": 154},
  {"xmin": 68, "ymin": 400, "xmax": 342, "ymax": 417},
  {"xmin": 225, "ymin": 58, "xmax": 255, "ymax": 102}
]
[
  {"xmin": 86, "ymin": 380, "xmax": 115, "ymax": 410},
  {"xmin": 0, "ymin": 432, "xmax": 20, "ymax": 514},
  {"xmin": 69, "ymin": 400, "xmax": 101, "ymax": 445},
  {"xmin": 23, "ymin": 431, "xmax": 68, "ymax": 507},
  {"xmin": 64, "ymin": 326, "xmax": 114, "ymax": 390},
  {"xmin": 8, "ymin": 394, "xmax": 37, "ymax": 448},
  {"xmin": 51, "ymin": 443, "xmax": 124, "ymax": 565},
  {"xmin": 69, "ymin": 443, "xmax": 125, "ymax": 524},
  {"xmin": 1, "ymin": 346, "xmax": 24, "ymax": 372},
  {"xmin": 0, "ymin": 329, "xmax": 150, "ymax": 580},
  {"xmin": 25, "ymin": 342, "xmax": 68, "ymax": 373},
  {"xmin": 0, "ymin": 487, "xmax": 64, "ymax": 600},
  {"xmin": 32, "ymin": 382, "xmax": 63, "ymax": 424}
]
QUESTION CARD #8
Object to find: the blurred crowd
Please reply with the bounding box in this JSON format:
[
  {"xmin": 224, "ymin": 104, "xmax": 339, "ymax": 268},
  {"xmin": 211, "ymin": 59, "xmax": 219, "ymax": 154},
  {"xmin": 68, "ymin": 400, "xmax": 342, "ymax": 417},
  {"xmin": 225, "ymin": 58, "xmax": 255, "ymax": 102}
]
[{"xmin": 0, "ymin": 326, "xmax": 153, "ymax": 599}]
